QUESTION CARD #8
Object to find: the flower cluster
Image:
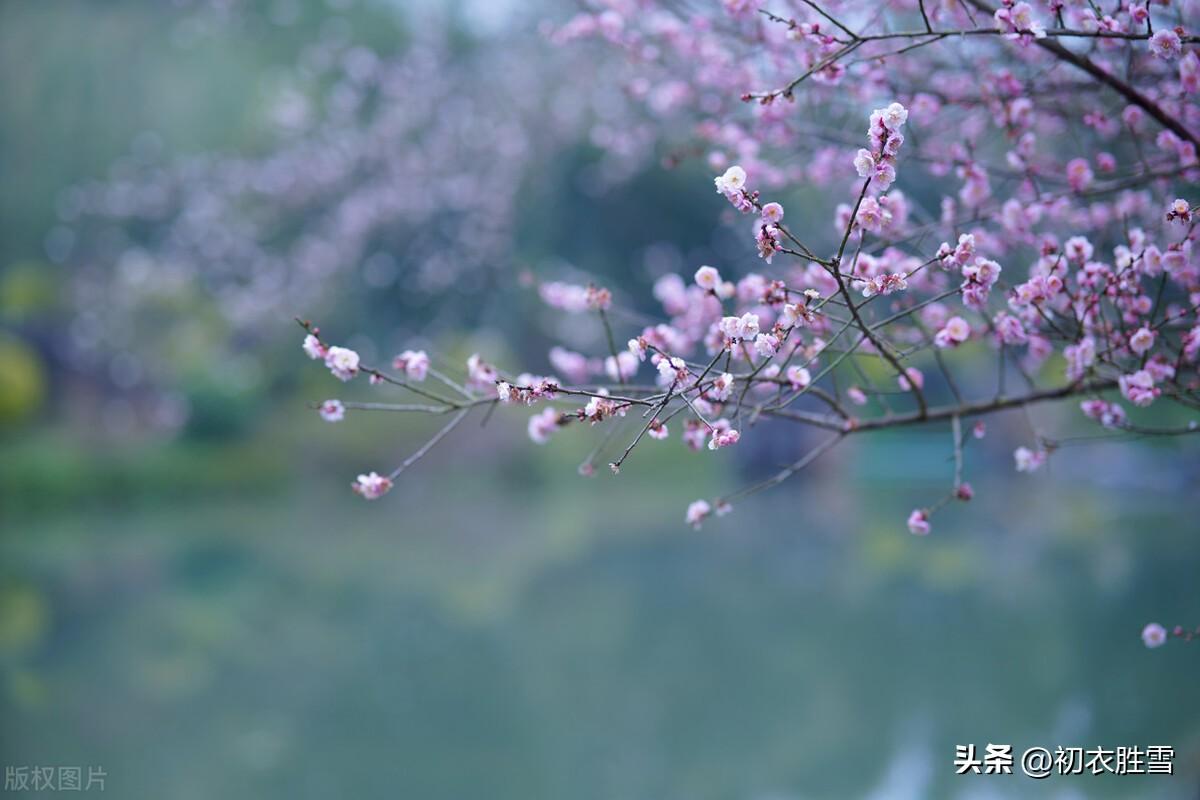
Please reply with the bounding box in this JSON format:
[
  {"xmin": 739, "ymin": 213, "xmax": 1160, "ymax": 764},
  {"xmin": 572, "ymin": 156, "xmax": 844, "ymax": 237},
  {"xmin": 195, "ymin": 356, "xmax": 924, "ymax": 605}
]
[
  {"xmin": 300, "ymin": 0, "xmax": 1200, "ymax": 637},
  {"xmin": 854, "ymin": 102, "xmax": 908, "ymax": 190}
]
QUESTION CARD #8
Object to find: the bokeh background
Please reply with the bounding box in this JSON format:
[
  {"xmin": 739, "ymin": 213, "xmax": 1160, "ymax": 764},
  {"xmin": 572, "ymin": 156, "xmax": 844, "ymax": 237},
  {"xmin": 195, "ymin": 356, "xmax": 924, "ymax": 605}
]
[{"xmin": 1, "ymin": 1, "xmax": 1198, "ymax": 798}]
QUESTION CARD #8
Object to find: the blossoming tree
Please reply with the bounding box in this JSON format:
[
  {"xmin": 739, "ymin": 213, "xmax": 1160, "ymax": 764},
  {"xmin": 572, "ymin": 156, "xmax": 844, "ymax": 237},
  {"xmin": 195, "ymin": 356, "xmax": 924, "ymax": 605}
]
[{"xmin": 301, "ymin": 0, "xmax": 1200, "ymax": 645}]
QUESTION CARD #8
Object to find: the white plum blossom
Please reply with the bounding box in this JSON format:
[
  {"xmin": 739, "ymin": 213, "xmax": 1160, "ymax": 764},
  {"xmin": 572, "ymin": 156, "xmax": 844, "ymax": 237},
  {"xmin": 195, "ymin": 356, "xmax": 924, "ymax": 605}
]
[
  {"xmin": 627, "ymin": 337, "xmax": 647, "ymax": 361},
  {"xmin": 352, "ymin": 471, "xmax": 393, "ymax": 500},
  {"xmin": 1142, "ymin": 623, "xmax": 1168, "ymax": 648},
  {"xmin": 656, "ymin": 355, "xmax": 689, "ymax": 385},
  {"xmin": 718, "ymin": 312, "xmax": 760, "ymax": 342},
  {"xmin": 714, "ymin": 165, "xmax": 747, "ymax": 195},
  {"xmin": 694, "ymin": 265, "xmax": 722, "ymax": 290},
  {"xmin": 303, "ymin": 334, "xmax": 326, "ymax": 360},
  {"xmin": 879, "ymin": 102, "xmax": 908, "ymax": 130},
  {"xmin": 325, "ymin": 346, "xmax": 361, "ymax": 382},
  {"xmin": 853, "ymin": 149, "xmax": 874, "ymax": 177},
  {"xmin": 319, "ymin": 399, "xmax": 345, "ymax": 422}
]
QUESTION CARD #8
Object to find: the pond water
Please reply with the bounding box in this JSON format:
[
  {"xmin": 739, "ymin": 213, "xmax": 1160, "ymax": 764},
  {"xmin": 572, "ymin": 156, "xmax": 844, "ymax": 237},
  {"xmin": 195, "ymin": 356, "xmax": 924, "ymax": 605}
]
[{"xmin": 1, "ymin": 434, "xmax": 1197, "ymax": 799}]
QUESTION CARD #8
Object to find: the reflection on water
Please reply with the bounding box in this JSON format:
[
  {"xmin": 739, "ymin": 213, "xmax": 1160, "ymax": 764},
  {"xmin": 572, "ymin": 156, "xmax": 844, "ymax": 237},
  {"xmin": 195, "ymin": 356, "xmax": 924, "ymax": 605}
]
[{"xmin": 1, "ymin": 438, "xmax": 1197, "ymax": 799}]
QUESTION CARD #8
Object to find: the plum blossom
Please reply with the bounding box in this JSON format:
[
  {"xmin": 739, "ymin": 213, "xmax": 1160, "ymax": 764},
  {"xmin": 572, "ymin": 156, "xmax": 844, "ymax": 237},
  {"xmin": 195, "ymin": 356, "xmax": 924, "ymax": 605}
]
[
  {"xmin": 293, "ymin": 6, "xmax": 1200, "ymax": 573},
  {"xmin": 583, "ymin": 391, "xmax": 624, "ymax": 423},
  {"xmin": 1129, "ymin": 327, "xmax": 1156, "ymax": 356},
  {"xmin": 1064, "ymin": 236, "xmax": 1094, "ymax": 262},
  {"xmin": 880, "ymin": 102, "xmax": 908, "ymax": 130},
  {"xmin": 935, "ymin": 233, "xmax": 976, "ymax": 269},
  {"xmin": 586, "ymin": 285, "xmax": 612, "ymax": 311},
  {"xmin": 786, "ymin": 366, "xmax": 811, "ymax": 390},
  {"xmin": 606, "ymin": 351, "xmax": 639, "ymax": 381},
  {"xmin": 714, "ymin": 165, "xmax": 747, "ymax": 196},
  {"xmin": 656, "ymin": 355, "xmax": 689, "ymax": 385},
  {"xmin": 627, "ymin": 337, "xmax": 647, "ymax": 361},
  {"xmin": 694, "ymin": 265, "xmax": 722, "ymax": 291},
  {"xmin": 1181, "ymin": 52, "xmax": 1200, "ymax": 93},
  {"xmin": 853, "ymin": 149, "xmax": 874, "ymax": 178},
  {"xmin": 1081, "ymin": 399, "xmax": 1127, "ymax": 428},
  {"xmin": 994, "ymin": 2, "xmax": 1046, "ymax": 39},
  {"xmin": 539, "ymin": 281, "xmax": 591, "ymax": 313},
  {"xmin": 861, "ymin": 102, "xmax": 908, "ymax": 189},
  {"xmin": 686, "ymin": 499, "xmax": 712, "ymax": 529},
  {"xmin": 1166, "ymin": 198, "xmax": 1193, "ymax": 224},
  {"xmin": 898, "ymin": 368, "xmax": 924, "ymax": 391},
  {"xmin": 856, "ymin": 272, "xmax": 908, "ymax": 298},
  {"xmin": 1017, "ymin": 448, "xmax": 1046, "ymax": 472},
  {"xmin": 934, "ymin": 316, "xmax": 971, "ymax": 348},
  {"xmin": 1014, "ymin": 446, "xmax": 1046, "ymax": 472},
  {"xmin": 1149, "ymin": 29, "xmax": 1182, "ymax": 60},
  {"xmin": 325, "ymin": 346, "xmax": 360, "ymax": 382},
  {"xmin": 1142, "ymin": 623, "xmax": 1168, "ymax": 648},
  {"xmin": 708, "ymin": 419, "xmax": 740, "ymax": 450},
  {"xmin": 303, "ymin": 334, "xmax": 326, "ymax": 360},
  {"xmin": 1066, "ymin": 158, "xmax": 1094, "ymax": 192},
  {"xmin": 754, "ymin": 332, "xmax": 780, "ymax": 358},
  {"xmin": 352, "ymin": 472, "xmax": 393, "ymax": 500},
  {"xmin": 993, "ymin": 312, "xmax": 1028, "ymax": 346},
  {"xmin": 466, "ymin": 353, "xmax": 499, "ymax": 391},
  {"xmin": 1064, "ymin": 337, "xmax": 1096, "ymax": 381},
  {"xmin": 710, "ymin": 372, "xmax": 734, "ymax": 401},
  {"xmin": 1119, "ymin": 369, "xmax": 1160, "ymax": 407},
  {"xmin": 1184, "ymin": 327, "xmax": 1200, "ymax": 362},
  {"xmin": 528, "ymin": 408, "xmax": 561, "ymax": 444},
  {"xmin": 719, "ymin": 312, "xmax": 760, "ymax": 342},
  {"xmin": 961, "ymin": 257, "xmax": 1001, "ymax": 310},
  {"xmin": 755, "ymin": 222, "xmax": 782, "ymax": 263},
  {"xmin": 319, "ymin": 399, "xmax": 345, "ymax": 422},
  {"xmin": 392, "ymin": 350, "xmax": 429, "ymax": 381}
]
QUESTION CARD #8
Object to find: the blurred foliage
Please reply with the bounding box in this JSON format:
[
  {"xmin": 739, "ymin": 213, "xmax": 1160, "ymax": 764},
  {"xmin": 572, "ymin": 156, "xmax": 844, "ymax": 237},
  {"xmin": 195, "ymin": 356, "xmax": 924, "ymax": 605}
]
[
  {"xmin": 0, "ymin": 263, "xmax": 60, "ymax": 323},
  {"xmin": 0, "ymin": 334, "xmax": 46, "ymax": 426}
]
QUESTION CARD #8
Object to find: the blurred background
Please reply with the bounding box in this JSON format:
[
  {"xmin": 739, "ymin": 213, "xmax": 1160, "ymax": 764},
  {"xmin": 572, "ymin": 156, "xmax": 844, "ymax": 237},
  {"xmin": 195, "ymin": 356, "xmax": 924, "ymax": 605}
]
[{"xmin": 1, "ymin": 1, "xmax": 1198, "ymax": 797}]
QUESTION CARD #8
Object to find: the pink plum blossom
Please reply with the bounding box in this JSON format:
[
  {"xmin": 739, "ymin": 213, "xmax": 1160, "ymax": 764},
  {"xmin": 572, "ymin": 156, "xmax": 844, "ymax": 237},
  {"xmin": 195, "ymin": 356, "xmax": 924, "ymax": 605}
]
[
  {"xmin": 319, "ymin": 400, "xmax": 345, "ymax": 422},
  {"xmin": 352, "ymin": 472, "xmax": 393, "ymax": 500}
]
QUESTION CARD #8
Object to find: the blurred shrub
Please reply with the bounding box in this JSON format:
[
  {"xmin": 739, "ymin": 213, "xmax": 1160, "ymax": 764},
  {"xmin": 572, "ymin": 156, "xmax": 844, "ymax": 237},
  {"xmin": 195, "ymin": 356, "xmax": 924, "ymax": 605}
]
[
  {"xmin": 0, "ymin": 333, "xmax": 46, "ymax": 426},
  {"xmin": 0, "ymin": 262, "xmax": 59, "ymax": 323}
]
